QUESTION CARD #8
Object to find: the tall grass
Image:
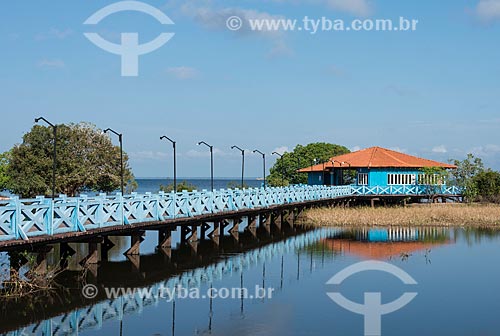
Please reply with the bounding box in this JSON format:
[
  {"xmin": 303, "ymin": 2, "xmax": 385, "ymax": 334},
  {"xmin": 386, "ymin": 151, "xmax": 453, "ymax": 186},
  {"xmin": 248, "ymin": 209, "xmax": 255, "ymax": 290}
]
[{"xmin": 303, "ymin": 204, "xmax": 500, "ymax": 227}]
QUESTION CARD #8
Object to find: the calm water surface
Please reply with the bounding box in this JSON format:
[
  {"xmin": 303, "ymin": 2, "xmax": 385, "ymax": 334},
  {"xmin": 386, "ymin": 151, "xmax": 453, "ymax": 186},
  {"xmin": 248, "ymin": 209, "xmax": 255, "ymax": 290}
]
[{"xmin": 2, "ymin": 226, "xmax": 500, "ymax": 336}]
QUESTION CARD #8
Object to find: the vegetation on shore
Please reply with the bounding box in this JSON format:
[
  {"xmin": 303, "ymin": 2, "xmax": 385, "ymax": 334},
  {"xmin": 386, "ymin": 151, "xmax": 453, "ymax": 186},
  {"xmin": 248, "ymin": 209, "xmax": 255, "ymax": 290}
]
[
  {"xmin": 302, "ymin": 203, "xmax": 500, "ymax": 227},
  {"xmin": 267, "ymin": 142, "xmax": 350, "ymax": 187},
  {"xmin": 0, "ymin": 123, "xmax": 136, "ymax": 198}
]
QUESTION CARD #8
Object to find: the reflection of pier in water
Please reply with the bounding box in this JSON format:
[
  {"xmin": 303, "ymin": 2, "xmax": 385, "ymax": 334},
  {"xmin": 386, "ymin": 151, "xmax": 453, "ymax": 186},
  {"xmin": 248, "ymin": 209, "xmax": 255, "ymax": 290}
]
[
  {"xmin": 1, "ymin": 227, "xmax": 343, "ymax": 336},
  {"xmin": 324, "ymin": 227, "xmax": 452, "ymax": 260}
]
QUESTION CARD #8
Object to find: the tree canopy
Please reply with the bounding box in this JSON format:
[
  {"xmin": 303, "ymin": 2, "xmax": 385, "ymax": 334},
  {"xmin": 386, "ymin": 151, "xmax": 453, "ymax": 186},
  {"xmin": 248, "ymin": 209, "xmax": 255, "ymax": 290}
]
[
  {"xmin": 268, "ymin": 143, "xmax": 350, "ymax": 186},
  {"xmin": 6, "ymin": 123, "xmax": 136, "ymax": 198},
  {"xmin": 0, "ymin": 151, "xmax": 10, "ymax": 192},
  {"xmin": 450, "ymin": 154, "xmax": 485, "ymax": 200}
]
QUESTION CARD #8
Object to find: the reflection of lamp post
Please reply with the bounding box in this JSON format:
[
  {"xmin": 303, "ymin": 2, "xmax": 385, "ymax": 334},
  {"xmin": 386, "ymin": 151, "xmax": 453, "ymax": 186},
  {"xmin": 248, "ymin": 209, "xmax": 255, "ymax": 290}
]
[
  {"xmin": 160, "ymin": 136, "xmax": 176, "ymax": 192},
  {"xmin": 104, "ymin": 128, "xmax": 124, "ymax": 195},
  {"xmin": 253, "ymin": 149, "xmax": 266, "ymax": 189},
  {"xmin": 272, "ymin": 151, "xmax": 284, "ymax": 185},
  {"xmin": 34, "ymin": 117, "xmax": 57, "ymax": 199},
  {"xmin": 198, "ymin": 141, "xmax": 214, "ymax": 191},
  {"xmin": 231, "ymin": 145, "xmax": 245, "ymax": 189}
]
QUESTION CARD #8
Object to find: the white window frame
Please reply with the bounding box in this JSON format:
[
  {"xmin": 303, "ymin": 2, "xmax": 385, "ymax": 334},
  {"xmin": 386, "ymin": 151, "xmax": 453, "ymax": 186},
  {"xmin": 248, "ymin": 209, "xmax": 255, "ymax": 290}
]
[
  {"xmin": 387, "ymin": 173, "xmax": 416, "ymax": 185},
  {"xmin": 358, "ymin": 173, "xmax": 368, "ymax": 185}
]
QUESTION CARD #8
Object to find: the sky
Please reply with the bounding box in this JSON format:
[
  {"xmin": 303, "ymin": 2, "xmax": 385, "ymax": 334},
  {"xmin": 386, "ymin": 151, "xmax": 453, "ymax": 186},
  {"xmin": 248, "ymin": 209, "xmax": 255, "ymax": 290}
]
[{"xmin": 1, "ymin": 0, "xmax": 500, "ymax": 178}]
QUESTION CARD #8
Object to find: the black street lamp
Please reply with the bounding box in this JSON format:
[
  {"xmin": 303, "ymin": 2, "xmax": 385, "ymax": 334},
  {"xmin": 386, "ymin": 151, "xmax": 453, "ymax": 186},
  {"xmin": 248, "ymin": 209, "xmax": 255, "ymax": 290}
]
[
  {"xmin": 253, "ymin": 149, "xmax": 266, "ymax": 189},
  {"xmin": 231, "ymin": 145, "xmax": 245, "ymax": 189},
  {"xmin": 198, "ymin": 141, "xmax": 214, "ymax": 191},
  {"xmin": 340, "ymin": 161, "xmax": 352, "ymax": 186},
  {"xmin": 329, "ymin": 159, "xmax": 338, "ymax": 185},
  {"xmin": 104, "ymin": 128, "xmax": 124, "ymax": 195},
  {"xmin": 272, "ymin": 152, "xmax": 284, "ymax": 185},
  {"xmin": 160, "ymin": 136, "xmax": 177, "ymax": 193},
  {"xmin": 341, "ymin": 161, "xmax": 352, "ymax": 168},
  {"xmin": 34, "ymin": 117, "xmax": 57, "ymax": 199}
]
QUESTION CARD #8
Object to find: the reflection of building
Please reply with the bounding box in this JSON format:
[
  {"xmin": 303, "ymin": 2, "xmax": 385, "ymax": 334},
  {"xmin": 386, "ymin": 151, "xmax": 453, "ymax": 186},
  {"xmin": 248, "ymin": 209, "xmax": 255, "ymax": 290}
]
[{"xmin": 324, "ymin": 227, "xmax": 451, "ymax": 260}]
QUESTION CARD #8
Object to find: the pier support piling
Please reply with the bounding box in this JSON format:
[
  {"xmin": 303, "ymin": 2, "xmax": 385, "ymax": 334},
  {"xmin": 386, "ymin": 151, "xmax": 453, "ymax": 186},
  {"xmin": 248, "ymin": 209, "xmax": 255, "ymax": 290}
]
[{"xmin": 124, "ymin": 231, "xmax": 145, "ymax": 256}]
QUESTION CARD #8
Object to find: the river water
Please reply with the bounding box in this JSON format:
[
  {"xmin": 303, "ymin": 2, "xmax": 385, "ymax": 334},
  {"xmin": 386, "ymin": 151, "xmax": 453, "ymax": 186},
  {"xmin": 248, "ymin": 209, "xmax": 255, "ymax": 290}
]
[{"xmin": 1, "ymin": 226, "xmax": 500, "ymax": 335}]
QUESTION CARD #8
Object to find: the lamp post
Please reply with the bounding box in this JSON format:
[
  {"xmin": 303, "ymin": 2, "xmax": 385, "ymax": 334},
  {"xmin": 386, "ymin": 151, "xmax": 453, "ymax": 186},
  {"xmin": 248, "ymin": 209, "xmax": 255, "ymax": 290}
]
[
  {"xmin": 198, "ymin": 141, "xmax": 214, "ymax": 191},
  {"xmin": 104, "ymin": 128, "xmax": 124, "ymax": 195},
  {"xmin": 329, "ymin": 159, "xmax": 338, "ymax": 185},
  {"xmin": 272, "ymin": 152, "xmax": 284, "ymax": 185},
  {"xmin": 160, "ymin": 136, "xmax": 177, "ymax": 193},
  {"xmin": 340, "ymin": 161, "xmax": 352, "ymax": 186},
  {"xmin": 253, "ymin": 149, "xmax": 266, "ymax": 189},
  {"xmin": 296, "ymin": 156, "xmax": 301, "ymax": 185},
  {"xmin": 34, "ymin": 117, "xmax": 57, "ymax": 199},
  {"xmin": 231, "ymin": 145, "xmax": 245, "ymax": 189}
]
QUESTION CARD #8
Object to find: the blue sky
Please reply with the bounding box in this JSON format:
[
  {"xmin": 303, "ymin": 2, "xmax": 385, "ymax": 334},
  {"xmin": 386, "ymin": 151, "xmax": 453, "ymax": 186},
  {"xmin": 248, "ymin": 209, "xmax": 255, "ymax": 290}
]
[{"xmin": 1, "ymin": 0, "xmax": 500, "ymax": 178}]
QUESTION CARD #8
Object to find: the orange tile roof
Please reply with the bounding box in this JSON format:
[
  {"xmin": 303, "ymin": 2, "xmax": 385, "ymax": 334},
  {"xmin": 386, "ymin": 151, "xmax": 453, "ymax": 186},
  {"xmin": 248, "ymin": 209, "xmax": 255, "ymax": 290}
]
[{"xmin": 298, "ymin": 146, "xmax": 456, "ymax": 172}]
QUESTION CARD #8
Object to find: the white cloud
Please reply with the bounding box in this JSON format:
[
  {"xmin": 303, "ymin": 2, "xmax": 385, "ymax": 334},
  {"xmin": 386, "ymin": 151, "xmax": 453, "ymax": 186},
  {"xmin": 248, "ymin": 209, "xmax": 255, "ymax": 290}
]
[
  {"xmin": 326, "ymin": 65, "xmax": 347, "ymax": 77},
  {"xmin": 167, "ymin": 66, "xmax": 198, "ymax": 79},
  {"xmin": 272, "ymin": 146, "xmax": 289, "ymax": 155},
  {"xmin": 179, "ymin": 1, "xmax": 291, "ymax": 57},
  {"xmin": 385, "ymin": 85, "xmax": 417, "ymax": 97},
  {"xmin": 267, "ymin": 40, "xmax": 293, "ymax": 58},
  {"xmin": 129, "ymin": 151, "xmax": 169, "ymax": 161},
  {"xmin": 476, "ymin": 0, "xmax": 500, "ymax": 21},
  {"xmin": 35, "ymin": 28, "xmax": 73, "ymax": 41},
  {"xmin": 181, "ymin": 3, "xmax": 284, "ymax": 36},
  {"xmin": 351, "ymin": 145, "xmax": 361, "ymax": 152},
  {"xmin": 326, "ymin": 0, "xmax": 372, "ymax": 17},
  {"xmin": 37, "ymin": 59, "xmax": 65, "ymax": 69},
  {"xmin": 389, "ymin": 146, "xmax": 407, "ymax": 153},
  {"xmin": 432, "ymin": 145, "xmax": 448, "ymax": 154},
  {"xmin": 470, "ymin": 144, "xmax": 500, "ymax": 157},
  {"xmin": 186, "ymin": 148, "xmax": 227, "ymax": 158}
]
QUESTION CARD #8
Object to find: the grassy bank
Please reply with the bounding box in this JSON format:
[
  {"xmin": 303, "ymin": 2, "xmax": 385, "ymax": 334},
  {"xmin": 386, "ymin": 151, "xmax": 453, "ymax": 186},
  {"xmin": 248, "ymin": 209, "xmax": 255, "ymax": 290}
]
[{"xmin": 302, "ymin": 203, "xmax": 500, "ymax": 227}]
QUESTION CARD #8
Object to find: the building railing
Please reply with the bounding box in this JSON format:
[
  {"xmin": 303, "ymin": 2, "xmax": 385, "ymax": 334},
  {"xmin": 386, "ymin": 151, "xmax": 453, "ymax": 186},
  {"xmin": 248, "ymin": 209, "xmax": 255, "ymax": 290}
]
[
  {"xmin": 0, "ymin": 184, "xmax": 461, "ymax": 242},
  {"xmin": 350, "ymin": 185, "xmax": 462, "ymax": 196}
]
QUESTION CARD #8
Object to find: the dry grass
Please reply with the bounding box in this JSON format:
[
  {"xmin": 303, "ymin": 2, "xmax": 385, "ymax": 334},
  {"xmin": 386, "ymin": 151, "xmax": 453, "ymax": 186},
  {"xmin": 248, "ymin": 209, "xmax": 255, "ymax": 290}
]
[{"xmin": 302, "ymin": 203, "xmax": 500, "ymax": 227}]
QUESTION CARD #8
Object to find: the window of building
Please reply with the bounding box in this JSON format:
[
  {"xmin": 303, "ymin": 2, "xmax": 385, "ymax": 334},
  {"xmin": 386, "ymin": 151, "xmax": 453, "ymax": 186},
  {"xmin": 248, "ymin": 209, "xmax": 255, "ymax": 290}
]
[
  {"xmin": 387, "ymin": 173, "xmax": 416, "ymax": 185},
  {"xmin": 358, "ymin": 173, "xmax": 368, "ymax": 185},
  {"xmin": 418, "ymin": 174, "xmax": 442, "ymax": 185}
]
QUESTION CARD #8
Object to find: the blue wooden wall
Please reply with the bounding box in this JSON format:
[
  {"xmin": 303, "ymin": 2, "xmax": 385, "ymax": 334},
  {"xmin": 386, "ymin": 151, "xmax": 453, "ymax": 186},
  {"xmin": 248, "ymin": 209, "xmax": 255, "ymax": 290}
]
[{"xmin": 307, "ymin": 168, "xmax": 445, "ymax": 187}]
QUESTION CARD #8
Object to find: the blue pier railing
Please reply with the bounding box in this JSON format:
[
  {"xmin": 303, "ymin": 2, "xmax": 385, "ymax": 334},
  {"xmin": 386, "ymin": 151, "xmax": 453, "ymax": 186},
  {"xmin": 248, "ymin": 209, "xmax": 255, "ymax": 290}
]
[{"xmin": 0, "ymin": 185, "xmax": 461, "ymax": 242}]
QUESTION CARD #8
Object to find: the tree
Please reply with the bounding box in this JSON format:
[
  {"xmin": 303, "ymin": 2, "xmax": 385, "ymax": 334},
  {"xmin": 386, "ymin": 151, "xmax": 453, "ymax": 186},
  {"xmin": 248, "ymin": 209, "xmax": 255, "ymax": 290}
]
[
  {"xmin": 6, "ymin": 123, "xmax": 136, "ymax": 198},
  {"xmin": 472, "ymin": 170, "xmax": 500, "ymax": 202},
  {"xmin": 450, "ymin": 154, "xmax": 484, "ymax": 201},
  {"xmin": 0, "ymin": 151, "xmax": 10, "ymax": 192},
  {"xmin": 160, "ymin": 181, "xmax": 197, "ymax": 193},
  {"xmin": 268, "ymin": 143, "xmax": 350, "ymax": 187},
  {"xmin": 420, "ymin": 166, "xmax": 449, "ymax": 200}
]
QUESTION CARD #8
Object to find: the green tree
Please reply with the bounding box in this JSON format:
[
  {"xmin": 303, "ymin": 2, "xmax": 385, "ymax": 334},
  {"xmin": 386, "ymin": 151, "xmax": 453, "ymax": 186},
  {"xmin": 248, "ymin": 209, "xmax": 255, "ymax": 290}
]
[
  {"xmin": 226, "ymin": 181, "xmax": 250, "ymax": 189},
  {"xmin": 473, "ymin": 170, "xmax": 500, "ymax": 202},
  {"xmin": 450, "ymin": 154, "xmax": 484, "ymax": 201},
  {"xmin": 0, "ymin": 151, "xmax": 10, "ymax": 192},
  {"xmin": 420, "ymin": 167, "xmax": 449, "ymax": 199},
  {"xmin": 159, "ymin": 180, "xmax": 197, "ymax": 193},
  {"xmin": 268, "ymin": 143, "xmax": 350, "ymax": 187},
  {"xmin": 6, "ymin": 123, "xmax": 136, "ymax": 198}
]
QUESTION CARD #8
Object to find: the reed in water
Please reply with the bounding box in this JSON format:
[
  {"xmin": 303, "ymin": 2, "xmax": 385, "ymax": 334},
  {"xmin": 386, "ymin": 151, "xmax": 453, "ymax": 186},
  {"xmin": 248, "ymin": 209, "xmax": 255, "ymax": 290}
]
[{"xmin": 302, "ymin": 203, "xmax": 500, "ymax": 227}]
